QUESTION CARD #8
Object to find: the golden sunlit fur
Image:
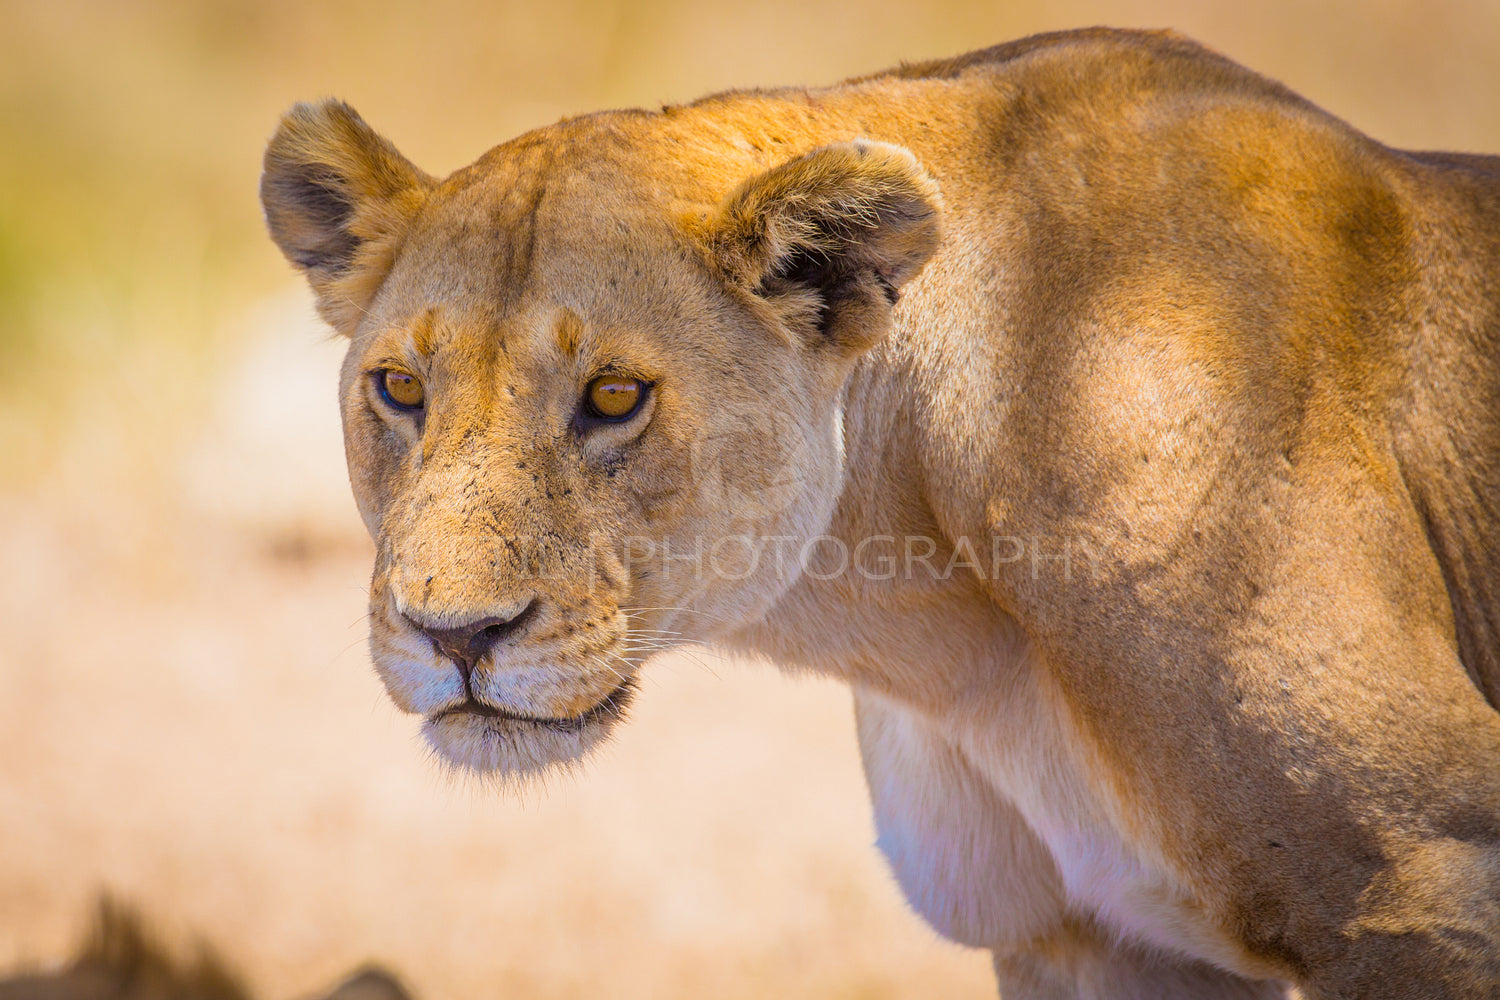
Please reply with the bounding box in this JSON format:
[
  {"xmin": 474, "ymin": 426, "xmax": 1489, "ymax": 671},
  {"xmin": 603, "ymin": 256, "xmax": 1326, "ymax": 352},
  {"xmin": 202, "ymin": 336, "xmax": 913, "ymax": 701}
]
[{"xmin": 262, "ymin": 28, "xmax": 1500, "ymax": 998}]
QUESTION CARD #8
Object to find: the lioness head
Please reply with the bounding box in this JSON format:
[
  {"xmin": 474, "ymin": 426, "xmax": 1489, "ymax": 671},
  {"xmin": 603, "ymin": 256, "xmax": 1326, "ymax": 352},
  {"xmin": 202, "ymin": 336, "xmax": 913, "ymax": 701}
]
[{"xmin": 260, "ymin": 101, "xmax": 941, "ymax": 776}]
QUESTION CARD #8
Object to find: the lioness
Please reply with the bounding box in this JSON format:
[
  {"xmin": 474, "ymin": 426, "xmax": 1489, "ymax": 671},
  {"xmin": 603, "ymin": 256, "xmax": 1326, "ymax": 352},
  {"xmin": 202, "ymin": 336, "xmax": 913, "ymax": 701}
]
[{"xmin": 261, "ymin": 28, "xmax": 1500, "ymax": 997}]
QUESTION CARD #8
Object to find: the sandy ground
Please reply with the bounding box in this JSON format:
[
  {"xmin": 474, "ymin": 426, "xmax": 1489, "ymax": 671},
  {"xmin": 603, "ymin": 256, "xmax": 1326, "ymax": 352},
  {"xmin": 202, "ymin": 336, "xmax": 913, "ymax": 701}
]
[{"xmin": 0, "ymin": 304, "xmax": 994, "ymax": 999}]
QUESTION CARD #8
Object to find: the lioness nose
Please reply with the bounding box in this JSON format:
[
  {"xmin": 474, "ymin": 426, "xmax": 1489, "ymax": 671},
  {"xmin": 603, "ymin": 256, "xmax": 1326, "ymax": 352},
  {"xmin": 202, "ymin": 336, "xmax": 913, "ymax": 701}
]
[{"xmin": 405, "ymin": 599, "xmax": 538, "ymax": 670}]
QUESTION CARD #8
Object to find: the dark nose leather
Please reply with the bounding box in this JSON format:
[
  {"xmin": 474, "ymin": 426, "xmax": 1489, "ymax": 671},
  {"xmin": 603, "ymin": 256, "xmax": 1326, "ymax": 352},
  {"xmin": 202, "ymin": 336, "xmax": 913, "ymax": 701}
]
[{"xmin": 405, "ymin": 600, "xmax": 537, "ymax": 674}]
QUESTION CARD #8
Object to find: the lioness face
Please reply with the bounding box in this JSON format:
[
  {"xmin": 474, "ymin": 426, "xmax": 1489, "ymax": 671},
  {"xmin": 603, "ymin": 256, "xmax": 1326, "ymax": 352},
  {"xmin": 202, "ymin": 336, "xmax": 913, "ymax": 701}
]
[
  {"xmin": 262, "ymin": 103, "xmax": 939, "ymax": 775},
  {"xmin": 342, "ymin": 206, "xmax": 851, "ymax": 775}
]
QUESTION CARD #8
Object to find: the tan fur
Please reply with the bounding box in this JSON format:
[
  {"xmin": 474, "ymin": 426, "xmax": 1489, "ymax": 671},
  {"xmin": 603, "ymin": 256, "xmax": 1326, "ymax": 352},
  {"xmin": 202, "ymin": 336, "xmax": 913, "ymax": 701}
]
[{"xmin": 261, "ymin": 29, "xmax": 1500, "ymax": 997}]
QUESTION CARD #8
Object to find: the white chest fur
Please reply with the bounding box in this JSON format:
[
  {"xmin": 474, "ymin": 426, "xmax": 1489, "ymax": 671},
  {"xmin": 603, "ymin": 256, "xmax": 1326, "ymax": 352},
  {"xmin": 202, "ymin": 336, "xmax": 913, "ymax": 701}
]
[
  {"xmin": 853, "ymin": 662, "xmax": 1270, "ymax": 977},
  {"xmin": 859, "ymin": 681, "xmax": 1270, "ymax": 977},
  {"xmin": 743, "ymin": 581, "xmax": 1262, "ymax": 975}
]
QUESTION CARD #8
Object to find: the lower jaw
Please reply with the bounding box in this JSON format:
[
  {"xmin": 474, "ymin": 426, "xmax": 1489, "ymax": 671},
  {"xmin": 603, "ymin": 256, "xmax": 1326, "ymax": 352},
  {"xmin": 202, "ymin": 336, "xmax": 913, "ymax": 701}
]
[{"xmin": 420, "ymin": 707, "xmax": 620, "ymax": 778}]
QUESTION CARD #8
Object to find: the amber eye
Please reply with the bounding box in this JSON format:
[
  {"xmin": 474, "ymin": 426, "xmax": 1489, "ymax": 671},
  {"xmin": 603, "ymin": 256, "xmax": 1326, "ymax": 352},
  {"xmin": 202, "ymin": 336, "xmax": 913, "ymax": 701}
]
[
  {"xmin": 376, "ymin": 370, "xmax": 425, "ymax": 410},
  {"xmin": 584, "ymin": 375, "xmax": 646, "ymax": 421}
]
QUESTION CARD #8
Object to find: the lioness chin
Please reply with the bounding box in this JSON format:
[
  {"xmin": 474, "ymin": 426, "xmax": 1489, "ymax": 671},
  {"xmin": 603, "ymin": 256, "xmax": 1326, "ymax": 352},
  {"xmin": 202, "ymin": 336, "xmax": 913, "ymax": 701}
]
[{"xmin": 261, "ymin": 27, "xmax": 1500, "ymax": 998}]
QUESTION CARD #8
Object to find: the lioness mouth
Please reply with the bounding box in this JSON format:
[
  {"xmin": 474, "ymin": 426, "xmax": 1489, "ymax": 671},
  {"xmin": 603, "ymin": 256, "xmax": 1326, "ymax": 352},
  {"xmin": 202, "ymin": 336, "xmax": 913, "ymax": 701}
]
[{"xmin": 432, "ymin": 680, "xmax": 635, "ymax": 734}]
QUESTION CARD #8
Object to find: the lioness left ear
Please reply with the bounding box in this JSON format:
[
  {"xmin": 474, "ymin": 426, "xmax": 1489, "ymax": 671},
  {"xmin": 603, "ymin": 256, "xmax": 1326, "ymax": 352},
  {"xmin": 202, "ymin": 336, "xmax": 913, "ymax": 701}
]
[{"xmin": 705, "ymin": 141, "xmax": 942, "ymax": 351}]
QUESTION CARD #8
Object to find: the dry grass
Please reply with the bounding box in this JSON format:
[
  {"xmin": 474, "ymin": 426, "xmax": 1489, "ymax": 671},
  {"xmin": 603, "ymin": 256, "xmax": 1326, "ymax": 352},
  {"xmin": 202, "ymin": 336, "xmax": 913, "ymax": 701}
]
[{"xmin": 3, "ymin": 1, "xmax": 1499, "ymax": 997}]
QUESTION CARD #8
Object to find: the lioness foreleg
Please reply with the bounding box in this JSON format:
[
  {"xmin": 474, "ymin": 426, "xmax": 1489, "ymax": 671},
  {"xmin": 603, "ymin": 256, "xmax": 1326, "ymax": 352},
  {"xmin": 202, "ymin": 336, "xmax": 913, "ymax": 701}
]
[{"xmin": 992, "ymin": 923, "xmax": 1292, "ymax": 1000}]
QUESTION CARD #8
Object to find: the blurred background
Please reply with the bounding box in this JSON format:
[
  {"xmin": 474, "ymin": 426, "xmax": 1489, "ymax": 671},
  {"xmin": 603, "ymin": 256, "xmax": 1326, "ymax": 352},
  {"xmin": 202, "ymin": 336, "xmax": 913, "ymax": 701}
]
[{"xmin": 1, "ymin": 1, "xmax": 1496, "ymax": 997}]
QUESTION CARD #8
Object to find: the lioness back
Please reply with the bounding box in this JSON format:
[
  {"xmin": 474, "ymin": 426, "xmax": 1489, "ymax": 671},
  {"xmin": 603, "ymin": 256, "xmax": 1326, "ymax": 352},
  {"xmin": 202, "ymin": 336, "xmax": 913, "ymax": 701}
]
[{"xmin": 262, "ymin": 28, "xmax": 1500, "ymax": 997}]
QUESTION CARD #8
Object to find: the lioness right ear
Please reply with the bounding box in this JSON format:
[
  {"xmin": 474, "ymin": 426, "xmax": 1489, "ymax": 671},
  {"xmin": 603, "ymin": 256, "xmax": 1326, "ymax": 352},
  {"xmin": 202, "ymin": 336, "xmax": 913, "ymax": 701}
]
[
  {"xmin": 704, "ymin": 141, "xmax": 942, "ymax": 352},
  {"xmin": 260, "ymin": 100, "xmax": 434, "ymax": 335}
]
